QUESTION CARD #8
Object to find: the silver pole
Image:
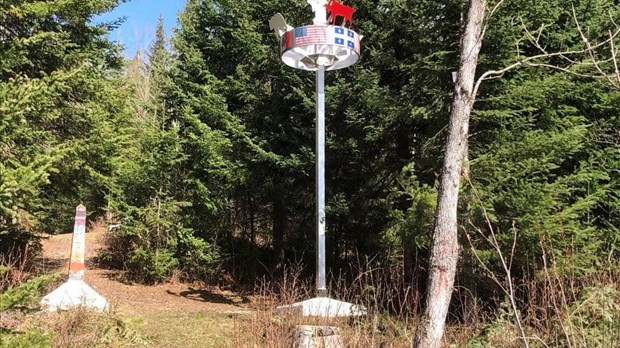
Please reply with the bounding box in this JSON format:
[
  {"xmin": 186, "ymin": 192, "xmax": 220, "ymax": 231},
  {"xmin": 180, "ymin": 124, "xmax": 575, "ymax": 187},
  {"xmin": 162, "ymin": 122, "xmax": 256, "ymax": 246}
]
[{"xmin": 316, "ymin": 64, "xmax": 327, "ymax": 295}]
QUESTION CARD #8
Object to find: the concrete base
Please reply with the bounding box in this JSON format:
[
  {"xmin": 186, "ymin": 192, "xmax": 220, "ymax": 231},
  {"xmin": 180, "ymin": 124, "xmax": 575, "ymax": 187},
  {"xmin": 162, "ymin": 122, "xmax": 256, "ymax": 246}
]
[
  {"xmin": 293, "ymin": 325, "xmax": 344, "ymax": 348},
  {"xmin": 276, "ymin": 296, "xmax": 366, "ymax": 317},
  {"xmin": 40, "ymin": 279, "xmax": 109, "ymax": 312}
]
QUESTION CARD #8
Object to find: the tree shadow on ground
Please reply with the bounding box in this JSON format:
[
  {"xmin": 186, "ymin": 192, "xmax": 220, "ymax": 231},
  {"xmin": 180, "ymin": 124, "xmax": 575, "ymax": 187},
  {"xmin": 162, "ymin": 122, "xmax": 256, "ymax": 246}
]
[
  {"xmin": 168, "ymin": 287, "xmax": 250, "ymax": 306},
  {"xmin": 31, "ymin": 257, "xmax": 67, "ymax": 276},
  {"xmin": 88, "ymin": 268, "xmax": 135, "ymax": 286}
]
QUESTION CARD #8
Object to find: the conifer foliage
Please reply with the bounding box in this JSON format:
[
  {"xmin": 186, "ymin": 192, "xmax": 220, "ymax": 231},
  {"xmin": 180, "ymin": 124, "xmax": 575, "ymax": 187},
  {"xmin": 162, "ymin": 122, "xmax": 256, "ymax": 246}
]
[
  {"xmin": 0, "ymin": 0, "xmax": 128, "ymax": 254},
  {"xmin": 0, "ymin": 1, "xmax": 618, "ymax": 344}
]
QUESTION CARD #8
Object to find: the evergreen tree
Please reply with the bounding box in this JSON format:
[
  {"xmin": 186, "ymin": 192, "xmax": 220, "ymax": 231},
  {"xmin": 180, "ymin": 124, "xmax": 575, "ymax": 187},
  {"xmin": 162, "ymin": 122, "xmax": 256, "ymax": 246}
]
[
  {"xmin": 105, "ymin": 12, "xmax": 231, "ymax": 283},
  {"xmin": 167, "ymin": 0, "xmax": 464, "ymax": 281},
  {"xmin": 462, "ymin": 0, "xmax": 620, "ymax": 279},
  {"xmin": 0, "ymin": 0, "xmax": 129, "ymax": 255}
]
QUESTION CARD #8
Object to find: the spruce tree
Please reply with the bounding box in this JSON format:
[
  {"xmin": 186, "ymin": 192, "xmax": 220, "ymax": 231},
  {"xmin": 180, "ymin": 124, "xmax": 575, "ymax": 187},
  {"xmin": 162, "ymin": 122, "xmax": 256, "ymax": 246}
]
[{"xmin": 0, "ymin": 0, "xmax": 129, "ymax": 254}]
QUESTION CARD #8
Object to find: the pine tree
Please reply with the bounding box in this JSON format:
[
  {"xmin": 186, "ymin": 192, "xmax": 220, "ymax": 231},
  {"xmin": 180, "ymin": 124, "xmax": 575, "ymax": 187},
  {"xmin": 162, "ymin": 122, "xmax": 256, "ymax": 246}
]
[
  {"xmin": 106, "ymin": 12, "xmax": 231, "ymax": 283},
  {"xmin": 416, "ymin": 0, "xmax": 620, "ymax": 344},
  {"xmin": 0, "ymin": 0, "xmax": 129, "ymax": 255},
  {"xmin": 167, "ymin": 0, "xmax": 463, "ymax": 279}
]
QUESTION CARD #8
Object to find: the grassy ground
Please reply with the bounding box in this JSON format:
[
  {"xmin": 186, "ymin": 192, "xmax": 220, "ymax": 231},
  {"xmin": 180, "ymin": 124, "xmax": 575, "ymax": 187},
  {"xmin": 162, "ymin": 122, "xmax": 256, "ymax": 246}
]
[
  {"xmin": 17, "ymin": 228, "xmax": 254, "ymax": 348},
  {"xmin": 7, "ymin": 227, "xmax": 616, "ymax": 347},
  {"xmin": 9, "ymin": 229, "xmax": 423, "ymax": 347},
  {"xmin": 130, "ymin": 311, "xmax": 242, "ymax": 348}
]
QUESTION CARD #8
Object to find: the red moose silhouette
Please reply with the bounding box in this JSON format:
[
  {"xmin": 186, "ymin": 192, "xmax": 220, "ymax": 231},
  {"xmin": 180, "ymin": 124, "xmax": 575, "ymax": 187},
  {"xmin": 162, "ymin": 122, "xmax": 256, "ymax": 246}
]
[{"xmin": 325, "ymin": 0, "xmax": 355, "ymax": 27}]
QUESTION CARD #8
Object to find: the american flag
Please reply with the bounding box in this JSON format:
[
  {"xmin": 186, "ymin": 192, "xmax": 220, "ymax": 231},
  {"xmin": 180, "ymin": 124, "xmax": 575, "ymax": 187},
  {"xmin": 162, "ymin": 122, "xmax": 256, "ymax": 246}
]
[{"xmin": 294, "ymin": 26, "xmax": 326, "ymax": 46}]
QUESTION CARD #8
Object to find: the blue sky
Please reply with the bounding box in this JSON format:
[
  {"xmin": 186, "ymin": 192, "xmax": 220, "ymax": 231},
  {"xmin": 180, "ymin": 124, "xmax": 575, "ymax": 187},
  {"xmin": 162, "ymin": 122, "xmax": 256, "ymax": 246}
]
[{"xmin": 96, "ymin": 0, "xmax": 186, "ymax": 58}]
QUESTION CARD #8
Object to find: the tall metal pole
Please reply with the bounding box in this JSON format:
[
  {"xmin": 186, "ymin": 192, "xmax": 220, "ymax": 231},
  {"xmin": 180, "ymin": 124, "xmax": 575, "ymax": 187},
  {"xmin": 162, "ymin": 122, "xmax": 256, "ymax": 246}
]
[
  {"xmin": 272, "ymin": 1, "xmax": 363, "ymax": 318},
  {"xmin": 316, "ymin": 64, "xmax": 327, "ymax": 296}
]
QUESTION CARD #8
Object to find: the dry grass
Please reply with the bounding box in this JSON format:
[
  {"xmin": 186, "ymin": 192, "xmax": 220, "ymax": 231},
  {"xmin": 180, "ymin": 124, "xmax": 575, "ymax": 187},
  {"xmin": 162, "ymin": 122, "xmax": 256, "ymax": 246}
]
[
  {"xmin": 1, "ymin": 245, "xmax": 35, "ymax": 290},
  {"xmin": 18, "ymin": 307, "xmax": 149, "ymax": 348},
  {"xmin": 232, "ymin": 262, "xmax": 417, "ymax": 348},
  {"xmin": 234, "ymin": 310, "xmax": 416, "ymax": 348},
  {"xmin": 5, "ymin": 222, "xmax": 618, "ymax": 348},
  {"xmin": 11, "ymin": 304, "xmax": 249, "ymax": 348},
  {"xmin": 4, "ymin": 266, "xmax": 617, "ymax": 347},
  {"xmin": 131, "ymin": 311, "xmax": 244, "ymax": 348},
  {"xmin": 231, "ymin": 258, "xmax": 620, "ymax": 348}
]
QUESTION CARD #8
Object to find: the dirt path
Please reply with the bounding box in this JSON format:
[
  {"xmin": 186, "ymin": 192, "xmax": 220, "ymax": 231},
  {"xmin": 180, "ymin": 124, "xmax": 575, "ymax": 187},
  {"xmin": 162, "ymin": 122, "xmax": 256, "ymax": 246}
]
[{"xmin": 38, "ymin": 228, "xmax": 252, "ymax": 317}]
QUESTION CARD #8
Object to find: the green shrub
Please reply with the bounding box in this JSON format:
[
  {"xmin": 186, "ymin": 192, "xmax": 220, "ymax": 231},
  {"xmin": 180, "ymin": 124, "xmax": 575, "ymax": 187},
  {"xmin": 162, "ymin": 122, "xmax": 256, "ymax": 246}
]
[
  {"xmin": 559, "ymin": 285, "xmax": 620, "ymax": 347},
  {"xmin": 125, "ymin": 248, "xmax": 178, "ymax": 284},
  {"xmin": 0, "ymin": 330, "xmax": 51, "ymax": 348},
  {"xmin": 465, "ymin": 299, "xmax": 522, "ymax": 348},
  {"xmin": 0, "ymin": 273, "xmax": 58, "ymax": 311},
  {"xmin": 0, "ymin": 270, "xmax": 58, "ymax": 347},
  {"xmin": 96, "ymin": 229, "xmax": 137, "ymax": 270},
  {"xmin": 176, "ymin": 229, "xmax": 221, "ymax": 282}
]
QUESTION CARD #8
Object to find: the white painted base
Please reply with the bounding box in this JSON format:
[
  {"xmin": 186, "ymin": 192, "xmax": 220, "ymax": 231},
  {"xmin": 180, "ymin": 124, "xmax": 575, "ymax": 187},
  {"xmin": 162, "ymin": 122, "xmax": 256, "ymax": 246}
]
[
  {"xmin": 276, "ymin": 296, "xmax": 366, "ymax": 317},
  {"xmin": 40, "ymin": 279, "xmax": 109, "ymax": 312},
  {"xmin": 293, "ymin": 325, "xmax": 344, "ymax": 348}
]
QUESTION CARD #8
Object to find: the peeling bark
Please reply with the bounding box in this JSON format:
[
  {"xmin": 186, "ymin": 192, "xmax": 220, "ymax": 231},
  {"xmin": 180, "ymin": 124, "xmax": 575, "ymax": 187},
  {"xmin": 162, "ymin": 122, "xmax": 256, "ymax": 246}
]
[{"xmin": 413, "ymin": 1, "xmax": 486, "ymax": 347}]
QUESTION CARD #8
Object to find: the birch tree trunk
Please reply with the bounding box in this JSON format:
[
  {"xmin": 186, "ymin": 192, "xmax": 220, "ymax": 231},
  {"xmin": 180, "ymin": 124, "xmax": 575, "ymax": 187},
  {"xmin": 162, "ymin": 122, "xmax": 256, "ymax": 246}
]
[{"xmin": 413, "ymin": 1, "xmax": 486, "ymax": 346}]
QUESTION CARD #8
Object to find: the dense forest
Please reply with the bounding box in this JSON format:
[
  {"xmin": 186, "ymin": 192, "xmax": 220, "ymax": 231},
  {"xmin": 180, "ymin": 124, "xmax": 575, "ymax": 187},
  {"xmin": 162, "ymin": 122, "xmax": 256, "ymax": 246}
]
[{"xmin": 1, "ymin": 0, "xmax": 619, "ymax": 346}]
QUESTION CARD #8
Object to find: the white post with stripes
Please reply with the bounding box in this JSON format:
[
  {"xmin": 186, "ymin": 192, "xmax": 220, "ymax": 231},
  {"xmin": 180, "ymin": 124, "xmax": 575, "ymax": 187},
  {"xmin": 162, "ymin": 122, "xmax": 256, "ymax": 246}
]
[
  {"xmin": 69, "ymin": 204, "xmax": 86, "ymax": 280},
  {"xmin": 41, "ymin": 205, "xmax": 109, "ymax": 311}
]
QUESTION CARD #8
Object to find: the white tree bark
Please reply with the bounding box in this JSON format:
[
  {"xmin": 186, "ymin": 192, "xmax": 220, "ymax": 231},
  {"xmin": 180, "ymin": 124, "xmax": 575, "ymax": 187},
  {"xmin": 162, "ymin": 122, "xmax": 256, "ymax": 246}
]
[{"xmin": 413, "ymin": 0, "xmax": 486, "ymax": 347}]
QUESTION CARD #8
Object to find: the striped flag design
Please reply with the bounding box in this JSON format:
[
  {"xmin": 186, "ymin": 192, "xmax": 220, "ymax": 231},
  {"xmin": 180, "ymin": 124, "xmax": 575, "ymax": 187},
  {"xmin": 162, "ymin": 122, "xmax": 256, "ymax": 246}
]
[{"xmin": 294, "ymin": 26, "xmax": 326, "ymax": 45}]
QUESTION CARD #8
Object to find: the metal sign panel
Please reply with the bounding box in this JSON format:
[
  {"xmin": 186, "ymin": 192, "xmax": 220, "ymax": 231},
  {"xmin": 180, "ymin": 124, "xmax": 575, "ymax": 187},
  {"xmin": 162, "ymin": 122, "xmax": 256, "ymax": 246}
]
[{"xmin": 280, "ymin": 25, "xmax": 361, "ymax": 71}]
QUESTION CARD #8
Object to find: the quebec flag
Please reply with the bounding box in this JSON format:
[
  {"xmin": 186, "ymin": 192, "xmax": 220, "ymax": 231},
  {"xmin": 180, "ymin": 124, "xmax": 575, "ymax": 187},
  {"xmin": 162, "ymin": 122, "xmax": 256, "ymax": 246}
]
[{"xmin": 331, "ymin": 26, "xmax": 357, "ymax": 50}]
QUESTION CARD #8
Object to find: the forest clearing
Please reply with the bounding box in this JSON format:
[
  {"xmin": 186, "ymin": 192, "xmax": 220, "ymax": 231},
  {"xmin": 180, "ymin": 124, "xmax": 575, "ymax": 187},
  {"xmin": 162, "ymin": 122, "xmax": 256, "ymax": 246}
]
[
  {"xmin": 1, "ymin": 0, "xmax": 619, "ymax": 347},
  {"xmin": 32, "ymin": 226, "xmax": 251, "ymax": 347}
]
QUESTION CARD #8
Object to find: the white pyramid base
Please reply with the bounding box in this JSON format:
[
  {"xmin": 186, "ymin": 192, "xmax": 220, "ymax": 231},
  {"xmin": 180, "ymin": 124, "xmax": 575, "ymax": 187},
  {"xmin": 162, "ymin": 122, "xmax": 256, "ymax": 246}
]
[
  {"xmin": 40, "ymin": 279, "xmax": 109, "ymax": 312},
  {"xmin": 276, "ymin": 296, "xmax": 366, "ymax": 318}
]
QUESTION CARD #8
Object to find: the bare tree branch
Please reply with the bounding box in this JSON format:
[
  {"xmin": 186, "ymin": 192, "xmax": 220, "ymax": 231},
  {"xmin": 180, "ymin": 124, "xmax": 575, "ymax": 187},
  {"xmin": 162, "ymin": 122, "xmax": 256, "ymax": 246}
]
[
  {"xmin": 609, "ymin": 29, "xmax": 620, "ymax": 86},
  {"xmin": 573, "ymin": 5, "xmax": 620, "ymax": 89},
  {"xmin": 523, "ymin": 62, "xmax": 607, "ymax": 79},
  {"xmin": 480, "ymin": 0, "xmax": 507, "ymax": 42},
  {"xmin": 464, "ymin": 174, "xmax": 530, "ymax": 348},
  {"xmin": 473, "ymin": 23, "xmax": 619, "ymax": 99},
  {"xmin": 471, "ymin": 6, "xmax": 620, "ymax": 100},
  {"xmin": 472, "ymin": 49, "xmax": 585, "ymax": 97}
]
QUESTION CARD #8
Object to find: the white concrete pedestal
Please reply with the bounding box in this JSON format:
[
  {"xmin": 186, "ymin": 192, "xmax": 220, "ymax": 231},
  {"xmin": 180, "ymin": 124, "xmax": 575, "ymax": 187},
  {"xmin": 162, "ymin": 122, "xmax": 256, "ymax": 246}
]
[
  {"xmin": 293, "ymin": 325, "xmax": 344, "ymax": 348},
  {"xmin": 40, "ymin": 279, "xmax": 109, "ymax": 312},
  {"xmin": 276, "ymin": 296, "xmax": 365, "ymax": 317}
]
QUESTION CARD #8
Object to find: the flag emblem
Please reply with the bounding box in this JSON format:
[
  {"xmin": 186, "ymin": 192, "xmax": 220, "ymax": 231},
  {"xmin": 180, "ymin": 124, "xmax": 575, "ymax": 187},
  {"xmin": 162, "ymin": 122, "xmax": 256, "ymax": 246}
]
[
  {"xmin": 335, "ymin": 38, "xmax": 345, "ymax": 45},
  {"xmin": 294, "ymin": 26, "xmax": 326, "ymax": 45}
]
